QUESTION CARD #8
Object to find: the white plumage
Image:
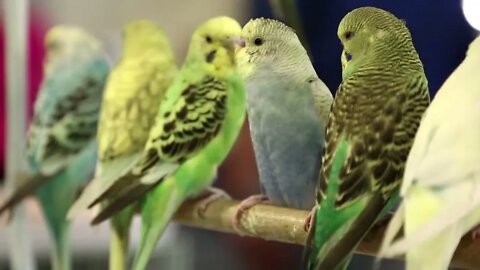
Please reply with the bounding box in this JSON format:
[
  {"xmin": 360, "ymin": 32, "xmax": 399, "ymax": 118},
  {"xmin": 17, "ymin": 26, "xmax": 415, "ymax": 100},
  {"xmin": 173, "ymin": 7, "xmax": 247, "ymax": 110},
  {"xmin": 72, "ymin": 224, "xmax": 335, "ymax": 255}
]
[{"xmin": 378, "ymin": 36, "xmax": 480, "ymax": 270}]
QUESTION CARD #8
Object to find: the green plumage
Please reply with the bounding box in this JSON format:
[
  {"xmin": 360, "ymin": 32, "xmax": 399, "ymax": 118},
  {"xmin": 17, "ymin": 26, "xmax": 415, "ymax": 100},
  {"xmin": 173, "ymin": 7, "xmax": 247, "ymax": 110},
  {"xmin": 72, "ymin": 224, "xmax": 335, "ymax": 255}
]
[
  {"xmin": 69, "ymin": 17, "xmax": 246, "ymax": 270},
  {"xmin": 305, "ymin": 7, "xmax": 430, "ymax": 270}
]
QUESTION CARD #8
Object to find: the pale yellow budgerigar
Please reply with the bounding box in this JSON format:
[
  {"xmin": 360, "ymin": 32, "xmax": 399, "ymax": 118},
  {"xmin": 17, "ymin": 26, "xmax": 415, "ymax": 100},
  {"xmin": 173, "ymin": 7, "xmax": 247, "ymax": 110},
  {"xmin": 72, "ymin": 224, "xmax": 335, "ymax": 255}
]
[
  {"xmin": 68, "ymin": 20, "xmax": 177, "ymax": 270},
  {"xmin": 378, "ymin": 36, "xmax": 480, "ymax": 270}
]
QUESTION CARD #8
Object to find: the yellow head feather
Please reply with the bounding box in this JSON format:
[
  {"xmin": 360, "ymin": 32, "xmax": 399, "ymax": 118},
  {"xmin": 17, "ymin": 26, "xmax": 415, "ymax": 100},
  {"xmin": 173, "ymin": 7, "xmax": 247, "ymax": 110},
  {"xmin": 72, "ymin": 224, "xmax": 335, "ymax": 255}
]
[
  {"xmin": 122, "ymin": 20, "xmax": 173, "ymax": 57},
  {"xmin": 185, "ymin": 16, "xmax": 243, "ymax": 78},
  {"xmin": 44, "ymin": 25, "xmax": 103, "ymax": 74}
]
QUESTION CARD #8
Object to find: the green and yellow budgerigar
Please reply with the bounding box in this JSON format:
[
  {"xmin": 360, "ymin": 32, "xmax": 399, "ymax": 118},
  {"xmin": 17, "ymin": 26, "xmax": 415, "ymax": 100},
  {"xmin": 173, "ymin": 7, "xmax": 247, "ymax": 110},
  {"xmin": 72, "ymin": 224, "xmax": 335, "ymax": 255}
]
[
  {"xmin": 67, "ymin": 20, "xmax": 177, "ymax": 270},
  {"xmin": 0, "ymin": 26, "xmax": 110, "ymax": 270},
  {"xmin": 69, "ymin": 16, "xmax": 246, "ymax": 270},
  {"xmin": 378, "ymin": 36, "xmax": 480, "ymax": 270},
  {"xmin": 304, "ymin": 7, "xmax": 430, "ymax": 270}
]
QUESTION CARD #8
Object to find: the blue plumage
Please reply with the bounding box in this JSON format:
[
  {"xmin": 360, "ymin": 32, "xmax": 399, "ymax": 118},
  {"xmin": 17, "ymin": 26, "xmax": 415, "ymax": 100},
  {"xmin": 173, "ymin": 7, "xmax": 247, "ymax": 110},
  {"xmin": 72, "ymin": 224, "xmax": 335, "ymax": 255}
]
[
  {"xmin": 0, "ymin": 25, "xmax": 110, "ymax": 270},
  {"xmin": 246, "ymin": 76, "xmax": 326, "ymax": 209},
  {"xmin": 235, "ymin": 18, "xmax": 333, "ymax": 216}
]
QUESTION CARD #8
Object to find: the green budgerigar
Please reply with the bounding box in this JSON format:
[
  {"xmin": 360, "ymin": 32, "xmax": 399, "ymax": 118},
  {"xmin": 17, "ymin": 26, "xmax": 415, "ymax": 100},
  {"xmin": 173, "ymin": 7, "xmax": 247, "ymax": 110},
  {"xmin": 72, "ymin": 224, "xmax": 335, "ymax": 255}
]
[
  {"xmin": 67, "ymin": 20, "xmax": 177, "ymax": 270},
  {"xmin": 0, "ymin": 26, "xmax": 110, "ymax": 270},
  {"xmin": 377, "ymin": 36, "xmax": 480, "ymax": 270},
  {"xmin": 304, "ymin": 7, "xmax": 430, "ymax": 270},
  {"xmin": 69, "ymin": 16, "xmax": 246, "ymax": 270}
]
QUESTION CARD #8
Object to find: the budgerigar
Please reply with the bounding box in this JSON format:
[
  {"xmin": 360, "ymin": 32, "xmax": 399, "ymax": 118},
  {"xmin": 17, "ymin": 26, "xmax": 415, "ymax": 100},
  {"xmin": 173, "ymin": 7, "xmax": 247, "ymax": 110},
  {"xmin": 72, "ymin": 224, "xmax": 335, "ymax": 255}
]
[
  {"xmin": 68, "ymin": 16, "xmax": 246, "ymax": 270},
  {"xmin": 0, "ymin": 26, "xmax": 110, "ymax": 270},
  {"xmin": 233, "ymin": 18, "xmax": 333, "ymax": 227},
  {"xmin": 304, "ymin": 7, "xmax": 430, "ymax": 270},
  {"xmin": 377, "ymin": 36, "xmax": 480, "ymax": 270},
  {"xmin": 67, "ymin": 20, "xmax": 177, "ymax": 270}
]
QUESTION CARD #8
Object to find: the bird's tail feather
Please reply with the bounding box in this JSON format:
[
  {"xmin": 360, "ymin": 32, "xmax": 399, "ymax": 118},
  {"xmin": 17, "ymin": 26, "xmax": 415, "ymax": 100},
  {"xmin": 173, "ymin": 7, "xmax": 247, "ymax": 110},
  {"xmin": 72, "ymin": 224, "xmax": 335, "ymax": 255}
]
[
  {"xmin": 380, "ymin": 186, "xmax": 479, "ymax": 257},
  {"xmin": 132, "ymin": 179, "xmax": 181, "ymax": 270},
  {"xmin": 109, "ymin": 205, "xmax": 135, "ymax": 270},
  {"xmin": 90, "ymin": 173, "xmax": 153, "ymax": 225},
  {"xmin": 315, "ymin": 195, "xmax": 385, "ymax": 270},
  {"xmin": 0, "ymin": 174, "xmax": 50, "ymax": 216},
  {"xmin": 35, "ymin": 179, "xmax": 73, "ymax": 270},
  {"xmin": 405, "ymin": 226, "xmax": 460, "ymax": 270},
  {"xmin": 48, "ymin": 220, "xmax": 71, "ymax": 270},
  {"xmin": 302, "ymin": 209, "xmax": 354, "ymax": 270},
  {"xmin": 67, "ymin": 153, "xmax": 141, "ymax": 220},
  {"xmin": 374, "ymin": 203, "xmax": 405, "ymax": 269},
  {"xmin": 304, "ymin": 140, "xmax": 359, "ymax": 270},
  {"xmin": 338, "ymin": 255, "xmax": 353, "ymax": 270},
  {"xmin": 306, "ymin": 139, "xmax": 390, "ymax": 270}
]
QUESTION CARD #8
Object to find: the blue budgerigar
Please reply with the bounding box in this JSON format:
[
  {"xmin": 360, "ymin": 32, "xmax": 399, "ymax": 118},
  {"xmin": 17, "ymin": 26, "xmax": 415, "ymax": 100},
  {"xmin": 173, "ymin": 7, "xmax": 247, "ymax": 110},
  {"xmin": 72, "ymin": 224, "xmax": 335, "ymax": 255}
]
[
  {"xmin": 0, "ymin": 26, "xmax": 110, "ymax": 270},
  {"xmin": 234, "ymin": 18, "xmax": 333, "ymax": 225}
]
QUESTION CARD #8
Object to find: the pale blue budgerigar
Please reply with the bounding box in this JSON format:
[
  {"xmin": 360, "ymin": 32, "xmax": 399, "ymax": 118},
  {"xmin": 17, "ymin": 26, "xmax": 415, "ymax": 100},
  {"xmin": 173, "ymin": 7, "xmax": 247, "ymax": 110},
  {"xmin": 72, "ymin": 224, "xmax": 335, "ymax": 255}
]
[
  {"xmin": 233, "ymin": 18, "xmax": 333, "ymax": 226},
  {"xmin": 0, "ymin": 26, "xmax": 110, "ymax": 270},
  {"xmin": 378, "ymin": 36, "xmax": 480, "ymax": 270}
]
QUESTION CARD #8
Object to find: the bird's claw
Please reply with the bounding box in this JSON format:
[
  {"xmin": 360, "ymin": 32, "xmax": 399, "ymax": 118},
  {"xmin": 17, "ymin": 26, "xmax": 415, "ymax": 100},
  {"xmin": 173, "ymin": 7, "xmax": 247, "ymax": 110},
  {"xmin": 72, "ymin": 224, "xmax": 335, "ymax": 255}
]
[
  {"xmin": 304, "ymin": 206, "xmax": 317, "ymax": 232},
  {"xmin": 471, "ymin": 226, "xmax": 480, "ymax": 240},
  {"xmin": 232, "ymin": 194, "xmax": 270, "ymax": 232},
  {"xmin": 195, "ymin": 187, "xmax": 231, "ymax": 219}
]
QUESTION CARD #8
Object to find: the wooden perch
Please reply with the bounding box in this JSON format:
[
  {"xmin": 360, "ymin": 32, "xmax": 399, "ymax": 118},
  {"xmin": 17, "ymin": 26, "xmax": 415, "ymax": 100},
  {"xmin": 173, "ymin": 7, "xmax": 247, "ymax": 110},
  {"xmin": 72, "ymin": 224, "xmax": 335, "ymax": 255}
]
[{"xmin": 173, "ymin": 197, "xmax": 480, "ymax": 270}]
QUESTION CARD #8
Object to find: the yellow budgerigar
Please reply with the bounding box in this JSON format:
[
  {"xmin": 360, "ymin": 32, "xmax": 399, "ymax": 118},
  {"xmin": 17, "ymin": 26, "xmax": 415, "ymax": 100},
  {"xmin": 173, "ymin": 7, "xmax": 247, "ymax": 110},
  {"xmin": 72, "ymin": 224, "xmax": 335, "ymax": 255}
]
[{"xmin": 68, "ymin": 20, "xmax": 177, "ymax": 270}]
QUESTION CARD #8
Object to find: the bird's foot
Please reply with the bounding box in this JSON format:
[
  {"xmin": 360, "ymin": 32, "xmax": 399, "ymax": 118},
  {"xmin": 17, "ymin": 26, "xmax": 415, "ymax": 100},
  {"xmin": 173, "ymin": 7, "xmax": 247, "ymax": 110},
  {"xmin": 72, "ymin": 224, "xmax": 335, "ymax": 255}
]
[
  {"xmin": 471, "ymin": 225, "xmax": 480, "ymax": 240},
  {"xmin": 195, "ymin": 187, "xmax": 231, "ymax": 218},
  {"xmin": 304, "ymin": 206, "xmax": 318, "ymax": 232},
  {"xmin": 232, "ymin": 194, "xmax": 271, "ymax": 232}
]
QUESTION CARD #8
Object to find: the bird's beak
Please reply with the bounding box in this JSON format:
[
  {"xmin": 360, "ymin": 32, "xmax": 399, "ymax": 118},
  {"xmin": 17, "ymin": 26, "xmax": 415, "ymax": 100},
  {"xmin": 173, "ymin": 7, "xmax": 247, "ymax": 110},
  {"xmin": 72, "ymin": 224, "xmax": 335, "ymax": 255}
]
[{"xmin": 223, "ymin": 36, "xmax": 246, "ymax": 51}]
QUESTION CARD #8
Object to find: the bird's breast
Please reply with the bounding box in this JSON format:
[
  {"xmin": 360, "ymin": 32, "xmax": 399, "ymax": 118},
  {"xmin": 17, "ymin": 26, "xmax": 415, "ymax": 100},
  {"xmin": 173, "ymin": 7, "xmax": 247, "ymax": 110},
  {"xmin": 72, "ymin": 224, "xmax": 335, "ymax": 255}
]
[{"xmin": 245, "ymin": 80, "xmax": 324, "ymax": 209}]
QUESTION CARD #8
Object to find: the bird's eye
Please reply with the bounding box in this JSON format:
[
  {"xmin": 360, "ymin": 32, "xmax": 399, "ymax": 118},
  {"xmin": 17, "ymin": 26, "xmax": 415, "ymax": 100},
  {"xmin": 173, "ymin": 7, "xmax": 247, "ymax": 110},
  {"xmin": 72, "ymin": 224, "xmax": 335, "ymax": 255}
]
[
  {"xmin": 254, "ymin": 37, "xmax": 264, "ymax": 46},
  {"xmin": 47, "ymin": 41, "xmax": 60, "ymax": 51},
  {"xmin": 205, "ymin": 35, "xmax": 213, "ymax": 43},
  {"xmin": 345, "ymin": 31, "xmax": 354, "ymax": 40},
  {"xmin": 345, "ymin": 52, "xmax": 353, "ymax": 61}
]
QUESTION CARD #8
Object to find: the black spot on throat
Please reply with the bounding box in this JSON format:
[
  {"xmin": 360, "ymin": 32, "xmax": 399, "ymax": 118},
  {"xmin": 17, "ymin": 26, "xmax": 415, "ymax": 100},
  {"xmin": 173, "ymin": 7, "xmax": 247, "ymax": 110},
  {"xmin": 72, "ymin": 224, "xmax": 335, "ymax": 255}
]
[{"xmin": 206, "ymin": 50, "xmax": 217, "ymax": 63}]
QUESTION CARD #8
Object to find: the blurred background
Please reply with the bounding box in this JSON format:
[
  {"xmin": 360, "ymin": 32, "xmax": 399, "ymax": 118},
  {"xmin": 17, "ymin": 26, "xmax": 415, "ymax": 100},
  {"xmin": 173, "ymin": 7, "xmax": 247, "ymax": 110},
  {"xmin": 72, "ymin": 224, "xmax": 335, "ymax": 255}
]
[{"xmin": 0, "ymin": 0, "xmax": 478, "ymax": 269}]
